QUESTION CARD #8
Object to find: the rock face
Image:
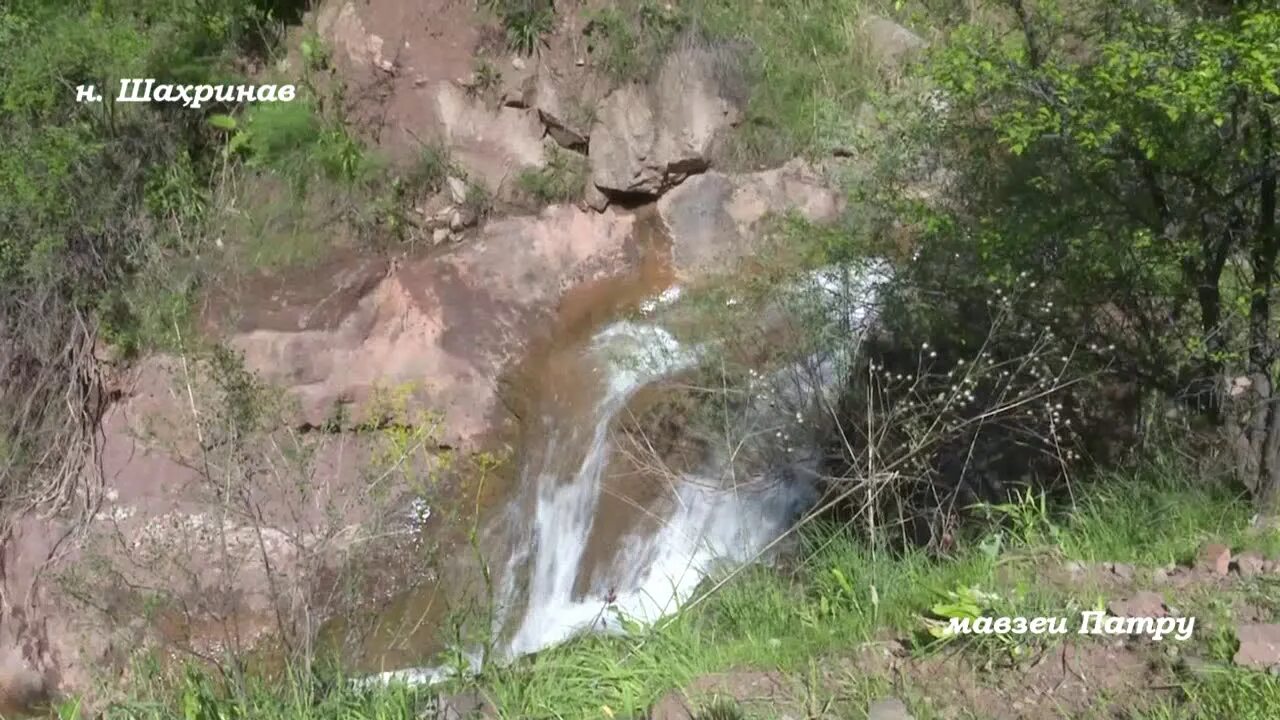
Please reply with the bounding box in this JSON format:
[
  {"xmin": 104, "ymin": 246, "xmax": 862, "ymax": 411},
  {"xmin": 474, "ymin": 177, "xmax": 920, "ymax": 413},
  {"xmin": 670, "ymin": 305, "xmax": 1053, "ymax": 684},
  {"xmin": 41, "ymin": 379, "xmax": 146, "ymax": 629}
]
[
  {"xmin": 590, "ymin": 45, "xmax": 746, "ymax": 197},
  {"xmin": 433, "ymin": 82, "xmax": 547, "ymax": 195},
  {"xmin": 522, "ymin": 64, "xmax": 605, "ymax": 150},
  {"xmin": 0, "ymin": 352, "xmax": 389, "ymax": 700},
  {"xmin": 658, "ymin": 159, "xmax": 844, "ymax": 278},
  {"xmin": 233, "ymin": 206, "xmax": 638, "ymax": 446}
]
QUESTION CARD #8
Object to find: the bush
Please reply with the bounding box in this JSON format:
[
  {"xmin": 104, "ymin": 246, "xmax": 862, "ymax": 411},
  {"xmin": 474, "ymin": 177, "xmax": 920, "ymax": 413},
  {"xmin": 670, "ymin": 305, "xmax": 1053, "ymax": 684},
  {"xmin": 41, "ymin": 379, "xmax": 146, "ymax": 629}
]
[{"xmin": 0, "ymin": 0, "xmax": 304, "ymax": 517}]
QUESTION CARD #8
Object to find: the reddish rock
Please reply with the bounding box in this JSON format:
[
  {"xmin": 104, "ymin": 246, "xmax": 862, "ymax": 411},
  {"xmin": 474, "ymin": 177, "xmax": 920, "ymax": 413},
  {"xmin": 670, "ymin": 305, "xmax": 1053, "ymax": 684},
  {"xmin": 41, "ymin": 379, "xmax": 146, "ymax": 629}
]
[
  {"xmin": 233, "ymin": 206, "xmax": 639, "ymax": 448},
  {"xmin": 1110, "ymin": 562, "xmax": 1135, "ymax": 581},
  {"xmin": 1234, "ymin": 623, "xmax": 1280, "ymax": 669},
  {"xmin": 1108, "ymin": 591, "xmax": 1167, "ymax": 619},
  {"xmin": 1197, "ymin": 543, "xmax": 1231, "ymax": 576},
  {"xmin": 1235, "ymin": 552, "xmax": 1266, "ymax": 578}
]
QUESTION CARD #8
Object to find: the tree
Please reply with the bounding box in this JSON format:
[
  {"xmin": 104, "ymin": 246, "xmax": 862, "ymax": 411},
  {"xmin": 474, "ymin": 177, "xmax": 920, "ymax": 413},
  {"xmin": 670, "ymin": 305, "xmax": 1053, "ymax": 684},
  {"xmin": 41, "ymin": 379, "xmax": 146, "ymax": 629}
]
[{"xmin": 922, "ymin": 1, "xmax": 1280, "ymax": 508}]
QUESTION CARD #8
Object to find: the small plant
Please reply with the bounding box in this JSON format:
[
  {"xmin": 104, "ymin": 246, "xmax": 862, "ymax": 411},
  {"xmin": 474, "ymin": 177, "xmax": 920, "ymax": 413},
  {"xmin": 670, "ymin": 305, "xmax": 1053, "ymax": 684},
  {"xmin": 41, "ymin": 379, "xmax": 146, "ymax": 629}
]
[
  {"xmin": 299, "ymin": 32, "xmax": 331, "ymax": 72},
  {"xmin": 480, "ymin": 0, "xmax": 554, "ymax": 55},
  {"xmin": 470, "ymin": 57, "xmax": 503, "ymax": 96},
  {"xmin": 975, "ymin": 487, "xmax": 1061, "ymax": 548},
  {"xmin": 516, "ymin": 147, "xmax": 588, "ymax": 205},
  {"xmin": 405, "ymin": 143, "xmax": 453, "ymax": 195},
  {"xmin": 462, "ymin": 179, "xmax": 494, "ymax": 220}
]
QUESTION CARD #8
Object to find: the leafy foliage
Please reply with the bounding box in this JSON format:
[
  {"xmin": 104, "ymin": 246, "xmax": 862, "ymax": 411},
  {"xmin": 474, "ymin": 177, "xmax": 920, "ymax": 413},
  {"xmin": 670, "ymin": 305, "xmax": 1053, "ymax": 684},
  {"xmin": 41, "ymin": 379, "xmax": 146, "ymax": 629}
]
[{"xmin": 870, "ymin": 0, "xmax": 1280, "ymax": 507}]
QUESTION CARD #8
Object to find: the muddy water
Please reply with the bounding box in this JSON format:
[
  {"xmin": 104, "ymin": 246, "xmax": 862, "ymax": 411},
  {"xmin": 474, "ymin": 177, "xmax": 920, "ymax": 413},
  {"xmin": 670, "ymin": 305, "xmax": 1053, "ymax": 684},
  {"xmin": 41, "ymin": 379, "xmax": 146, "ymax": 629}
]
[{"xmin": 340, "ymin": 209, "xmax": 677, "ymax": 674}]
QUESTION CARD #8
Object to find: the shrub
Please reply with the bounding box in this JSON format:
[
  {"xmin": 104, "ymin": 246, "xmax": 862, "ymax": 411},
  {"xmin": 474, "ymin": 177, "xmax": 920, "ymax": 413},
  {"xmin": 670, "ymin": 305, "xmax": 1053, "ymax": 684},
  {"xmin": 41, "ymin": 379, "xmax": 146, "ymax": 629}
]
[{"xmin": 479, "ymin": 0, "xmax": 554, "ymax": 55}]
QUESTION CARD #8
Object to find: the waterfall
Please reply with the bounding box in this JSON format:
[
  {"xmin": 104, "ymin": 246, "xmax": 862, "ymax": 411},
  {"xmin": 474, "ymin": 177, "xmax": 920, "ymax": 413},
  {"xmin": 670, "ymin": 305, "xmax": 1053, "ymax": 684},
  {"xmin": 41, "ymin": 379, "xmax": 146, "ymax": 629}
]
[{"xmin": 367, "ymin": 260, "xmax": 890, "ymax": 686}]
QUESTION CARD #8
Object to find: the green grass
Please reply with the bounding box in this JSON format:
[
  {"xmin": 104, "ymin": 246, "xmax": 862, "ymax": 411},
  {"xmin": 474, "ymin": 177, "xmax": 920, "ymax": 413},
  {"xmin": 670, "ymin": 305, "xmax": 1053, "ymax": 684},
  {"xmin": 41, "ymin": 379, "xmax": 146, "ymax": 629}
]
[
  {"xmin": 451, "ymin": 454, "xmax": 1280, "ymax": 718},
  {"xmin": 683, "ymin": 0, "xmax": 886, "ymax": 168},
  {"xmin": 479, "ymin": 0, "xmax": 555, "ymax": 55},
  {"xmin": 583, "ymin": 0, "xmax": 688, "ymax": 81},
  {"xmin": 95, "ymin": 453, "xmax": 1280, "ymax": 718},
  {"xmin": 86, "ymin": 665, "xmax": 422, "ymax": 720},
  {"xmin": 1139, "ymin": 671, "xmax": 1280, "ymax": 720},
  {"xmin": 1056, "ymin": 456, "xmax": 1280, "ymax": 565},
  {"xmin": 516, "ymin": 147, "xmax": 588, "ymax": 206}
]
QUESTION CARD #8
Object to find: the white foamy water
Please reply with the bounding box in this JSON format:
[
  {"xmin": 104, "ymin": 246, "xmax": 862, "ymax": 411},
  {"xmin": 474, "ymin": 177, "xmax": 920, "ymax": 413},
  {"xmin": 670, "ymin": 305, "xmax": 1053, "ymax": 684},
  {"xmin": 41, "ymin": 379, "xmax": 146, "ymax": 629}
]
[{"xmin": 366, "ymin": 261, "xmax": 891, "ymax": 687}]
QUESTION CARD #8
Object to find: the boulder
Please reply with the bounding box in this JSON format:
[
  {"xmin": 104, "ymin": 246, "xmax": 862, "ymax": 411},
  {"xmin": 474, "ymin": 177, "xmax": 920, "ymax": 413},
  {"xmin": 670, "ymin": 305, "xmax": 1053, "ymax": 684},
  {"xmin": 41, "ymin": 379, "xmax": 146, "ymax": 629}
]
[
  {"xmin": 583, "ymin": 179, "xmax": 610, "ymax": 213},
  {"xmin": 1109, "ymin": 562, "xmax": 1135, "ymax": 581},
  {"xmin": 1234, "ymin": 623, "xmax": 1280, "ymax": 669},
  {"xmin": 589, "ymin": 84, "xmax": 661, "ymax": 195},
  {"xmin": 1108, "ymin": 591, "xmax": 1167, "ymax": 619},
  {"xmin": 658, "ymin": 159, "xmax": 843, "ymax": 278},
  {"xmin": 315, "ymin": 1, "xmax": 391, "ymax": 71},
  {"xmin": 1235, "ymin": 551, "xmax": 1266, "ymax": 578},
  {"xmin": 1197, "ymin": 542, "xmax": 1232, "ymax": 576},
  {"xmin": 861, "ymin": 16, "xmax": 927, "ymax": 72},
  {"xmin": 522, "ymin": 64, "xmax": 604, "ymax": 149},
  {"xmin": 590, "ymin": 45, "xmax": 746, "ymax": 197}
]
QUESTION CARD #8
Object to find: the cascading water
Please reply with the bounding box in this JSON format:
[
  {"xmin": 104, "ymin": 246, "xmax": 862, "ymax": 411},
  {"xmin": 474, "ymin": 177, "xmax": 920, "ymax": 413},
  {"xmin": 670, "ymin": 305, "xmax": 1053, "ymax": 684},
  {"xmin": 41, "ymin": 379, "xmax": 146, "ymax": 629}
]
[{"xmin": 370, "ymin": 260, "xmax": 890, "ymax": 686}]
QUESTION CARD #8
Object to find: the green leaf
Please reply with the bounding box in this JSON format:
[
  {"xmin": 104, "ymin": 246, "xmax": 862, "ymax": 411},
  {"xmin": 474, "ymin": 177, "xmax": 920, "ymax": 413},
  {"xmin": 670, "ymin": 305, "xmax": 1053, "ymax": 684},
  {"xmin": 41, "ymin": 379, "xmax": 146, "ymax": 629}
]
[{"xmin": 207, "ymin": 113, "xmax": 237, "ymax": 131}]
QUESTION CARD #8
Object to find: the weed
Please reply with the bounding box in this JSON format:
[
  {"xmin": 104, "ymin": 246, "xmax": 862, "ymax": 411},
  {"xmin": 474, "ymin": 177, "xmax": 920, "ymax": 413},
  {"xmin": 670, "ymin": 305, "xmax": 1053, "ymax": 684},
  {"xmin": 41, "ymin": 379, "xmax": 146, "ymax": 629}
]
[
  {"xmin": 405, "ymin": 144, "xmax": 453, "ymax": 195},
  {"xmin": 584, "ymin": 1, "xmax": 688, "ymax": 81},
  {"xmin": 470, "ymin": 57, "xmax": 503, "ymax": 97},
  {"xmin": 516, "ymin": 147, "xmax": 587, "ymax": 205},
  {"xmin": 695, "ymin": 698, "xmax": 745, "ymax": 720},
  {"xmin": 479, "ymin": 0, "xmax": 554, "ymax": 55},
  {"xmin": 299, "ymin": 32, "xmax": 331, "ymax": 72},
  {"xmin": 461, "ymin": 180, "xmax": 494, "ymax": 221},
  {"xmin": 974, "ymin": 487, "xmax": 1061, "ymax": 548}
]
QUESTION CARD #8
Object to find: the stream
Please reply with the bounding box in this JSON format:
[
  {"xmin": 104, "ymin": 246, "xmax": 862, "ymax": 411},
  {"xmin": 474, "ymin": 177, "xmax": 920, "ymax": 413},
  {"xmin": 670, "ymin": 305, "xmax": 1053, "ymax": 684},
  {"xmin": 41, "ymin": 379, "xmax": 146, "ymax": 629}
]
[{"xmin": 364, "ymin": 240, "xmax": 892, "ymax": 685}]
